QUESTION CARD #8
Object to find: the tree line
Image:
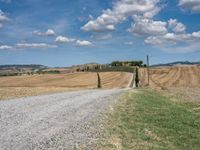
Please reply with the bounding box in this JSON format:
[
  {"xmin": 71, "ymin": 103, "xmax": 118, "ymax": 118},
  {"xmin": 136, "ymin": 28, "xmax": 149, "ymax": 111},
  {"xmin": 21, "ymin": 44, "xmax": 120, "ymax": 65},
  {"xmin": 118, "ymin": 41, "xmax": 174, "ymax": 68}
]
[{"xmin": 111, "ymin": 61, "xmax": 146, "ymax": 67}]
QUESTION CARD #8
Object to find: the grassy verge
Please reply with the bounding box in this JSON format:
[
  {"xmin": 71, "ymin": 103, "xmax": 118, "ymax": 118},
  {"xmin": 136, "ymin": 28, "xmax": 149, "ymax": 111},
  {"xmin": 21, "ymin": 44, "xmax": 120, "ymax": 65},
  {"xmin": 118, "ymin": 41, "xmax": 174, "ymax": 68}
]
[{"xmin": 97, "ymin": 89, "xmax": 200, "ymax": 150}]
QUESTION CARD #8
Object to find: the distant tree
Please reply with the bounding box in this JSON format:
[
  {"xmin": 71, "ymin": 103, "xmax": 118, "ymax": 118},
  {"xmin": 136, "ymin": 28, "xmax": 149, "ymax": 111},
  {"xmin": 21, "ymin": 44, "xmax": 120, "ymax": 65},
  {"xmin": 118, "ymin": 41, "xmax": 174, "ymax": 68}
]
[
  {"xmin": 97, "ymin": 72, "xmax": 101, "ymax": 88},
  {"xmin": 111, "ymin": 61, "xmax": 123, "ymax": 66},
  {"xmin": 76, "ymin": 68, "xmax": 80, "ymax": 72},
  {"xmin": 111, "ymin": 60, "xmax": 143, "ymax": 67},
  {"xmin": 135, "ymin": 67, "xmax": 139, "ymax": 87},
  {"xmin": 86, "ymin": 66, "xmax": 90, "ymax": 71},
  {"xmin": 143, "ymin": 64, "xmax": 147, "ymax": 67},
  {"xmin": 94, "ymin": 65, "xmax": 100, "ymax": 70}
]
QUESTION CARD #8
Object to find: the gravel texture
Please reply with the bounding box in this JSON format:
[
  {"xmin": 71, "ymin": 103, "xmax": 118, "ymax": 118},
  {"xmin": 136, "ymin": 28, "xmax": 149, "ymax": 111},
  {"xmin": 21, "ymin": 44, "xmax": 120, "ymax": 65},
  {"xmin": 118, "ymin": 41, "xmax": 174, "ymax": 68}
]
[{"xmin": 0, "ymin": 89, "xmax": 124, "ymax": 150}]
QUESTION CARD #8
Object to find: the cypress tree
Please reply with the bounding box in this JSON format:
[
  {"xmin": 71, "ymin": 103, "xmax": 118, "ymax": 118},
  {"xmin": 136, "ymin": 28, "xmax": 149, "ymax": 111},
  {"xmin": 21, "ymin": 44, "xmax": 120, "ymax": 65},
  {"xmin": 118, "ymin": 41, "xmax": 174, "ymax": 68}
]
[
  {"xmin": 135, "ymin": 67, "xmax": 139, "ymax": 87},
  {"xmin": 97, "ymin": 72, "xmax": 101, "ymax": 88}
]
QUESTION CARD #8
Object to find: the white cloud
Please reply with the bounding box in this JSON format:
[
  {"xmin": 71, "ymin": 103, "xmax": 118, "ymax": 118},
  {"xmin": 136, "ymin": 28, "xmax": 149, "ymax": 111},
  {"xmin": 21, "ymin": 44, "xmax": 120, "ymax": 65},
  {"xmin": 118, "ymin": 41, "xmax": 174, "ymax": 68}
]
[
  {"xmin": 76, "ymin": 40, "xmax": 94, "ymax": 47},
  {"xmin": 82, "ymin": 0, "xmax": 162, "ymax": 32},
  {"xmin": 168, "ymin": 19, "xmax": 186, "ymax": 33},
  {"xmin": 144, "ymin": 30, "xmax": 200, "ymax": 53},
  {"xmin": 179, "ymin": 0, "xmax": 200, "ymax": 12},
  {"xmin": 55, "ymin": 35, "xmax": 94, "ymax": 47},
  {"xmin": 55, "ymin": 36, "xmax": 76, "ymax": 43},
  {"xmin": 192, "ymin": 31, "xmax": 200, "ymax": 38},
  {"xmin": 145, "ymin": 33, "xmax": 193, "ymax": 45},
  {"xmin": 0, "ymin": 45, "xmax": 12, "ymax": 50},
  {"xmin": 141, "ymin": 12, "xmax": 200, "ymax": 54},
  {"xmin": 128, "ymin": 16, "xmax": 167, "ymax": 36},
  {"xmin": 143, "ymin": 5, "xmax": 163, "ymax": 18},
  {"xmin": 0, "ymin": 10, "xmax": 8, "ymax": 28},
  {"xmin": 16, "ymin": 43, "xmax": 57, "ymax": 49},
  {"xmin": 81, "ymin": 10, "xmax": 117, "ymax": 32},
  {"xmin": 33, "ymin": 29, "xmax": 55, "ymax": 36}
]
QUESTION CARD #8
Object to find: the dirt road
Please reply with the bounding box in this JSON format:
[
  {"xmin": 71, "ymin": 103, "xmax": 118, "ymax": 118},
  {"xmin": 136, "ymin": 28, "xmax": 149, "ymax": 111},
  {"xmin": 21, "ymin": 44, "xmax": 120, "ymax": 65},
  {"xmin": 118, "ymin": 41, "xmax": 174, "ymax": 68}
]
[{"xmin": 0, "ymin": 89, "xmax": 124, "ymax": 149}]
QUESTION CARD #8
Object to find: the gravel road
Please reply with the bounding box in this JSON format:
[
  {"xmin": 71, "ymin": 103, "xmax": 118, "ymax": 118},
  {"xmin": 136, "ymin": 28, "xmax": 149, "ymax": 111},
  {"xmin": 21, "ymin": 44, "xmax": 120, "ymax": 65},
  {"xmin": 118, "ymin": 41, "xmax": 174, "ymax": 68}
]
[{"xmin": 0, "ymin": 89, "xmax": 124, "ymax": 150}]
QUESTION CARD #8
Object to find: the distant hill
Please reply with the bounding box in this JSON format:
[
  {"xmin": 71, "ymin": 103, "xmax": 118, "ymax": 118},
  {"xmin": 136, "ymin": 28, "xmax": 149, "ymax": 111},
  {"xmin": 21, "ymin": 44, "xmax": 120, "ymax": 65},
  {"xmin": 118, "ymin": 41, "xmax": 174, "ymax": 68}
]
[
  {"xmin": 0, "ymin": 64, "xmax": 48, "ymax": 76},
  {"xmin": 151, "ymin": 61, "xmax": 200, "ymax": 67},
  {"xmin": 0, "ymin": 64, "xmax": 48, "ymax": 70}
]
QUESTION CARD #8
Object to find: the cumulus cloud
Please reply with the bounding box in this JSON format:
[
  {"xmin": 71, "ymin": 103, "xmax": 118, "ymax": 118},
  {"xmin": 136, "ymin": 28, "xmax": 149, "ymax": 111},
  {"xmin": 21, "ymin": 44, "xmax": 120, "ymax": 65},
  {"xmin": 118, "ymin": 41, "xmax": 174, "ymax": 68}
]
[
  {"xmin": 168, "ymin": 19, "xmax": 186, "ymax": 33},
  {"xmin": 82, "ymin": 0, "xmax": 162, "ymax": 32},
  {"xmin": 0, "ymin": 45, "xmax": 12, "ymax": 50},
  {"xmin": 145, "ymin": 29, "xmax": 200, "ymax": 53},
  {"xmin": 144, "ymin": 30, "xmax": 200, "ymax": 45},
  {"xmin": 179, "ymin": 0, "xmax": 200, "ymax": 12},
  {"xmin": 55, "ymin": 35, "xmax": 94, "ymax": 47},
  {"xmin": 55, "ymin": 36, "xmax": 76, "ymax": 43},
  {"xmin": 0, "ymin": 10, "xmax": 8, "ymax": 28},
  {"xmin": 142, "ymin": 16, "xmax": 200, "ymax": 47},
  {"xmin": 128, "ymin": 16, "xmax": 167, "ymax": 36},
  {"xmin": 76, "ymin": 40, "xmax": 94, "ymax": 47},
  {"xmin": 33, "ymin": 29, "xmax": 55, "ymax": 36},
  {"xmin": 192, "ymin": 31, "xmax": 200, "ymax": 38},
  {"xmin": 16, "ymin": 43, "xmax": 57, "ymax": 49}
]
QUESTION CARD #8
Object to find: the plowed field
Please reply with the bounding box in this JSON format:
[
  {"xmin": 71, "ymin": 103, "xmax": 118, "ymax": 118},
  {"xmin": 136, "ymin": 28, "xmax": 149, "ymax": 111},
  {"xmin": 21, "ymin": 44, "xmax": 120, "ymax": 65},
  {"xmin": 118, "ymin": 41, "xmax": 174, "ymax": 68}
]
[{"xmin": 140, "ymin": 66, "xmax": 200, "ymax": 88}]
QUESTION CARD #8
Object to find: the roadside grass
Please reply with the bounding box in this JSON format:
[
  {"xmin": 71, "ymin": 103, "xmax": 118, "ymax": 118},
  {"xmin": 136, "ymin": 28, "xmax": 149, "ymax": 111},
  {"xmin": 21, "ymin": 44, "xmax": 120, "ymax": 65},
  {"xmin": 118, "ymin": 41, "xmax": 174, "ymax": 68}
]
[{"xmin": 97, "ymin": 89, "xmax": 200, "ymax": 150}]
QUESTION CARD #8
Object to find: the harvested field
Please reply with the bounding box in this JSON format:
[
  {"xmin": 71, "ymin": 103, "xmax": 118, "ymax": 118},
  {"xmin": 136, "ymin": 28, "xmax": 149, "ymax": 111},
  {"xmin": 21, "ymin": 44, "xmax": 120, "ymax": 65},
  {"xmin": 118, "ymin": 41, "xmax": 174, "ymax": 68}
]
[
  {"xmin": 139, "ymin": 66, "xmax": 200, "ymax": 102},
  {"xmin": 0, "ymin": 72, "xmax": 133, "ymax": 100},
  {"xmin": 139, "ymin": 66, "xmax": 200, "ymax": 88}
]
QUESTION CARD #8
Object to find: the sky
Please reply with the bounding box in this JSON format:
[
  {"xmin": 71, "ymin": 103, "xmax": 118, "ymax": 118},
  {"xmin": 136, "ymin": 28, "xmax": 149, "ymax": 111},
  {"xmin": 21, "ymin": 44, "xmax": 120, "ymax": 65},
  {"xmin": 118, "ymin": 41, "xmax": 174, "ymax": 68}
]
[{"xmin": 0, "ymin": 0, "xmax": 200, "ymax": 67}]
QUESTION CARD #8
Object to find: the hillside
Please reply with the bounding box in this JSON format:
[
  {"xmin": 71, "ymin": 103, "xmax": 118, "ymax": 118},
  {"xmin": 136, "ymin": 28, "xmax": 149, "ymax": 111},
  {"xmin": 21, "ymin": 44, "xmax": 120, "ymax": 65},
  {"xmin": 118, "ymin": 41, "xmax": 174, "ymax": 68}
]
[
  {"xmin": 151, "ymin": 61, "xmax": 200, "ymax": 67},
  {"xmin": 140, "ymin": 66, "xmax": 200, "ymax": 88},
  {"xmin": 0, "ymin": 64, "xmax": 48, "ymax": 70},
  {"xmin": 0, "ymin": 64, "xmax": 48, "ymax": 76},
  {"xmin": 0, "ymin": 72, "xmax": 133, "ymax": 100}
]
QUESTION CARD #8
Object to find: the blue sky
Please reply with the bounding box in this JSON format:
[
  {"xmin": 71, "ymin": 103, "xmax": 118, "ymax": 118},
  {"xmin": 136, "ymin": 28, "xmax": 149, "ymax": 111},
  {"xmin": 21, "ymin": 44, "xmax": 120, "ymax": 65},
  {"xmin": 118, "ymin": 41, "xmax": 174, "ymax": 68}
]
[{"xmin": 0, "ymin": 0, "xmax": 200, "ymax": 67}]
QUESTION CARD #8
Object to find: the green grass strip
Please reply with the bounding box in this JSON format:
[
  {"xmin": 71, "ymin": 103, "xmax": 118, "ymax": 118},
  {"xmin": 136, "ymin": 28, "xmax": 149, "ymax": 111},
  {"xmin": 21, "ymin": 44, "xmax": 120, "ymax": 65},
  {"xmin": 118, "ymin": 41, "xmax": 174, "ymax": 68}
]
[{"xmin": 100, "ymin": 89, "xmax": 200, "ymax": 150}]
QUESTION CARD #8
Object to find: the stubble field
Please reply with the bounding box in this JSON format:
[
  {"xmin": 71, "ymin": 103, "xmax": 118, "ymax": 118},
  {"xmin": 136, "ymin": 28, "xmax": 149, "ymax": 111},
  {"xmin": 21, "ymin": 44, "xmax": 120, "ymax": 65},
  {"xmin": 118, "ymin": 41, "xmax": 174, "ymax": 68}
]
[
  {"xmin": 139, "ymin": 66, "xmax": 200, "ymax": 102},
  {"xmin": 0, "ymin": 72, "xmax": 133, "ymax": 100}
]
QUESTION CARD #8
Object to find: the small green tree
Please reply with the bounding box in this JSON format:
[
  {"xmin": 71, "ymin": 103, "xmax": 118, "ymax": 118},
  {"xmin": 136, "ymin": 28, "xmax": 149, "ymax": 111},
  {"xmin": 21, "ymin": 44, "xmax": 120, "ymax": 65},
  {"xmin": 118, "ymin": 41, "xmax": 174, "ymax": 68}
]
[
  {"xmin": 135, "ymin": 67, "xmax": 139, "ymax": 87},
  {"xmin": 86, "ymin": 66, "xmax": 90, "ymax": 71},
  {"xmin": 97, "ymin": 72, "xmax": 101, "ymax": 88}
]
